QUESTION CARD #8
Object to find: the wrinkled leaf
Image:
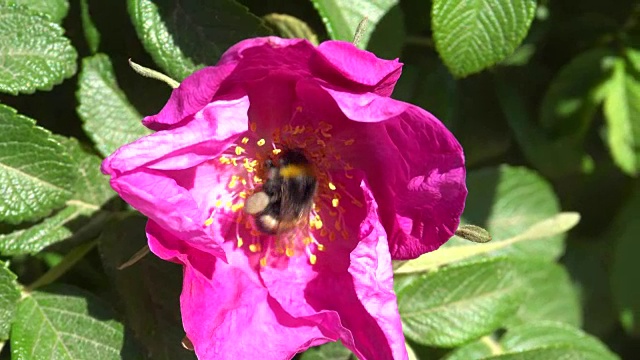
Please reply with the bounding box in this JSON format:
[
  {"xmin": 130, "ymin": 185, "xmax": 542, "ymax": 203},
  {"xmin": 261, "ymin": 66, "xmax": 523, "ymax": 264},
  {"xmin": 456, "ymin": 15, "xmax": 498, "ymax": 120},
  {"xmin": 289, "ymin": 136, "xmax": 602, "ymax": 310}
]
[
  {"xmin": 311, "ymin": 0, "xmax": 398, "ymax": 48},
  {"xmin": 11, "ymin": 285, "xmax": 139, "ymax": 359},
  {"xmin": 397, "ymin": 258, "xmax": 526, "ymax": 347},
  {"xmin": 432, "ymin": 0, "xmax": 536, "ymax": 77},
  {"xmin": 0, "ymin": 262, "xmax": 20, "ymax": 340},
  {"xmin": 128, "ymin": 0, "xmax": 269, "ymax": 81},
  {"xmin": 0, "ymin": 137, "xmax": 113, "ymax": 255},
  {"xmin": 396, "ymin": 212, "xmax": 579, "ymax": 273},
  {"xmin": 0, "ymin": 105, "xmax": 76, "ymax": 224},
  {"xmin": 1, "ymin": 0, "xmax": 69, "ymax": 23},
  {"xmin": 300, "ymin": 341, "xmax": 353, "ymax": 360},
  {"xmin": 603, "ymin": 55, "xmax": 640, "ymax": 176},
  {"xmin": 77, "ymin": 54, "xmax": 151, "ymax": 157},
  {"xmin": 0, "ymin": 4, "xmax": 76, "ymax": 94}
]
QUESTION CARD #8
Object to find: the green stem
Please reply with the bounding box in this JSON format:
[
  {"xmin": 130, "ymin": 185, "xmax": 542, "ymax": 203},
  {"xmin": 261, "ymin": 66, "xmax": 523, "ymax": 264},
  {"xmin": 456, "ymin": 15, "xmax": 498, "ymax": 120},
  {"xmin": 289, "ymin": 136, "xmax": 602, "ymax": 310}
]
[
  {"xmin": 26, "ymin": 240, "xmax": 98, "ymax": 292},
  {"xmin": 128, "ymin": 59, "xmax": 180, "ymax": 89}
]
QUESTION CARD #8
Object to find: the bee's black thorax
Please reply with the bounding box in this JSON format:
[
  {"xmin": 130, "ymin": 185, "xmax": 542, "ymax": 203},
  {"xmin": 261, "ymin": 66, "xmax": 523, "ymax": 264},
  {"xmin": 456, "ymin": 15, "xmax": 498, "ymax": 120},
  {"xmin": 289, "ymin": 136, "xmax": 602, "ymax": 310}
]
[{"xmin": 255, "ymin": 149, "xmax": 317, "ymax": 234}]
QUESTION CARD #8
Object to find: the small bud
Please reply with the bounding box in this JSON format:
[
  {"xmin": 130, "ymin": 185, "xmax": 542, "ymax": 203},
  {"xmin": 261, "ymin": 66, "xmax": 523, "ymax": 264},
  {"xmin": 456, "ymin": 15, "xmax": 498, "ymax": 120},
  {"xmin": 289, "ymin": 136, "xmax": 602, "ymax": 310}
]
[
  {"xmin": 181, "ymin": 336, "xmax": 194, "ymax": 351},
  {"xmin": 455, "ymin": 225, "xmax": 492, "ymax": 243}
]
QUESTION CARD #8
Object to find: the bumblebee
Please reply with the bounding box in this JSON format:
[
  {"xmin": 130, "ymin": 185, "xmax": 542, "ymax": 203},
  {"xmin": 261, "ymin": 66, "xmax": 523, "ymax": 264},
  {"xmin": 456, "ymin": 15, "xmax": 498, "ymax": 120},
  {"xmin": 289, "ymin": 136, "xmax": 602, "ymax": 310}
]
[{"xmin": 244, "ymin": 149, "xmax": 317, "ymax": 234}]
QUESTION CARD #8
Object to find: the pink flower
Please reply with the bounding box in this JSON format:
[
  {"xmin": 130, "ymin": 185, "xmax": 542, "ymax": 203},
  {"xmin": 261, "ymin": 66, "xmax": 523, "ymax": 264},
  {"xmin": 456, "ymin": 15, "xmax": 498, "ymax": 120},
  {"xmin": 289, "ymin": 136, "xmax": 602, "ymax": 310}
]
[{"xmin": 102, "ymin": 37, "xmax": 466, "ymax": 360}]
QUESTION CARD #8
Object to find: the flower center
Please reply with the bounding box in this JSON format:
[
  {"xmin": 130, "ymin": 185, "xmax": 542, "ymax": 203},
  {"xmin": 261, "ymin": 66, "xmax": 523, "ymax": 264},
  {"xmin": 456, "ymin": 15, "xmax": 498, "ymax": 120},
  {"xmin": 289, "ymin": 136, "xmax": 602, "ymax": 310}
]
[{"xmin": 203, "ymin": 119, "xmax": 363, "ymax": 266}]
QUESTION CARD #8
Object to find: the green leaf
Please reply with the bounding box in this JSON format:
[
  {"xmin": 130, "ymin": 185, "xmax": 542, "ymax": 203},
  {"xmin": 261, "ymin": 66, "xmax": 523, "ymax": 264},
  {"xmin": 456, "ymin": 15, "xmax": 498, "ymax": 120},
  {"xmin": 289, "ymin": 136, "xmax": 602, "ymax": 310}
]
[
  {"xmin": 365, "ymin": 4, "xmax": 405, "ymax": 60},
  {"xmin": 1, "ymin": 0, "xmax": 69, "ymax": 23},
  {"xmin": 99, "ymin": 213, "xmax": 196, "ymax": 360},
  {"xmin": 506, "ymin": 261, "xmax": 581, "ymax": 327},
  {"xmin": 11, "ymin": 285, "xmax": 139, "ymax": 359},
  {"xmin": 0, "ymin": 137, "xmax": 113, "ymax": 255},
  {"xmin": 263, "ymin": 13, "xmax": 319, "ymax": 45},
  {"xmin": 539, "ymin": 48, "xmax": 614, "ymax": 138},
  {"xmin": 311, "ymin": 0, "xmax": 398, "ymax": 48},
  {"xmin": 611, "ymin": 186, "xmax": 640, "ymax": 335},
  {"xmin": 80, "ymin": 0, "xmax": 100, "ymax": 53},
  {"xmin": 396, "ymin": 258, "xmax": 526, "ymax": 347},
  {"xmin": 77, "ymin": 54, "xmax": 151, "ymax": 157},
  {"xmin": 448, "ymin": 322, "xmax": 618, "ymax": 360},
  {"xmin": 432, "ymin": 0, "xmax": 537, "ymax": 77},
  {"xmin": 300, "ymin": 341, "xmax": 353, "ymax": 360},
  {"xmin": 0, "ymin": 262, "xmax": 20, "ymax": 340},
  {"xmin": 0, "ymin": 4, "xmax": 76, "ymax": 94},
  {"xmin": 395, "ymin": 212, "xmax": 579, "ymax": 274},
  {"xmin": 603, "ymin": 56, "xmax": 640, "ymax": 176},
  {"xmin": 128, "ymin": 0, "xmax": 270, "ymax": 81},
  {"xmin": 0, "ymin": 105, "xmax": 77, "ymax": 224}
]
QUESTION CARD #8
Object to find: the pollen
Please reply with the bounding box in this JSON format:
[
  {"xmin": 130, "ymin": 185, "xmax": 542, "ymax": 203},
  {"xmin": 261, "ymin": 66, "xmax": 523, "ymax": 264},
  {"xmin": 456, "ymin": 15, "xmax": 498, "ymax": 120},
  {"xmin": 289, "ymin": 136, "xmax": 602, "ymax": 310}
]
[
  {"xmin": 235, "ymin": 146, "xmax": 245, "ymax": 155},
  {"xmin": 257, "ymin": 138, "xmax": 266, "ymax": 146},
  {"xmin": 328, "ymin": 182, "xmax": 336, "ymax": 190},
  {"xmin": 309, "ymin": 254, "xmax": 317, "ymax": 265},
  {"xmin": 332, "ymin": 198, "xmax": 339, "ymax": 208},
  {"xmin": 228, "ymin": 175, "xmax": 238, "ymax": 188},
  {"xmin": 241, "ymin": 137, "xmax": 249, "ymax": 144},
  {"xmin": 272, "ymin": 148, "xmax": 282, "ymax": 155},
  {"xmin": 204, "ymin": 218, "xmax": 213, "ymax": 226}
]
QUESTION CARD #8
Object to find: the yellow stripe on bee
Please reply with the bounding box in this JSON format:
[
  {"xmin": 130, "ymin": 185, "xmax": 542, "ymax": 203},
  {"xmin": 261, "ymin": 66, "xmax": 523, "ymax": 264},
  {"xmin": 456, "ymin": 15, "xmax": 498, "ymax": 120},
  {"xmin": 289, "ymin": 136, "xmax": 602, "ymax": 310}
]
[{"xmin": 279, "ymin": 164, "xmax": 312, "ymax": 178}]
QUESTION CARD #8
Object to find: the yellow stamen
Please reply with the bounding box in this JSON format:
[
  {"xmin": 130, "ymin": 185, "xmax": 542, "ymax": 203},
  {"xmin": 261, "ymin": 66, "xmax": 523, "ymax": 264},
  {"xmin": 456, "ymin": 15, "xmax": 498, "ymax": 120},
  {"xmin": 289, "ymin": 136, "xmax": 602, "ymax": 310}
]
[
  {"xmin": 328, "ymin": 182, "xmax": 336, "ymax": 190},
  {"xmin": 235, "ymin": 146, "xmax": 245, "ymax": 155},
  {"xmin": 257, "ymin": 138, "xmax": 266, "ymax": 146},
  {"xmin": 237, "ymin": 237, "xmax": 244, "ymax": 247},
  {"xmin": 285, "ymin": 248, "xmax": 294, "ymax": 257},
  {"xmin": 241, "ymin": 137, "xmax": 249, "ymax": 144},
  {"xmin": 204, "ymin": 218, "xmax": 213, "ymax": 226},
  {"xmin": 260, "ymin": 257, "xmax": 267, "ymax": 267},
  {"xmin": 309, "ymin": 254, "xmax": 317, "ymax": 265},
  {"xmin": 249, "ymin": 244, "xmax": 258, "ymax": 252},
  {"xmin": 272, "ymin": 148, "xmax": 282, "ymax": 155},
  {"xmin": 332, "ymin": 198, "xmax": 339, "ymax": 208},
  {"xmin": 317, "ymin": 244, "xmax": 325, "ymax": 251}
]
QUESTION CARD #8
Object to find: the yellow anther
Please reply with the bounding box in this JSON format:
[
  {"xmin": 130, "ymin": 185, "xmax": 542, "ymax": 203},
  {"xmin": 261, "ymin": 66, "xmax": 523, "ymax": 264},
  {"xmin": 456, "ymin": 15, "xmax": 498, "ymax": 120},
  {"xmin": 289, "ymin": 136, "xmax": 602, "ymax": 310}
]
[
  {"xmin": 285, "ymin": 248, "xmax": 294, "ymax": 257},
  {"xmin": 215, "ymin": 200, "xmax": 223, "ymax": 207},
  {"xmin": 239, "ymin": 192, "xmax": 247, "ymax": 199},
  {"xmin": 260, "ymin": 257, "xmax": 267, "ymax": 267},
  {"xmin": 257, "ymin": 138, "xmax": 266, "ymax": 146},
  {"xmin": 328, "ymin": 182, "xmax": 337, "ymax": 191},
  {"xmin": 272, "ymin": 148, "xmax": 282, "ymax": 155},
  {"xmin": 253, "ymin": 175, "xmax": 263, "ymax": 183},
  {"xmin": 204, "ymin": 218, "xmax": 213, "ymax": 226},
  {"xmin": 225, "ymin": 200, "xmax": 233, "ymax": 209},
  {"xmin": 228, "ymin": 176, "xmax": 237, "ymax": 188},
  {"xmin": 314, "ymin": 220, "xmax": 323, "ymax": 230},
  {"xmin": 249, "ymin": 244, "xmax": 258, "ymax": 252},
  {"xmin": 235, "ymin": 146, "xmax": 245, "ymax": 155},
  {"xmin": 231, "ymin": 158, "xmax": 238, "ymax": 166},
  {"xmin": 309, "ymin": 254, "xmax": 317, "ymax": 265},
  {"xmin": 332, "ymin": 198, "xmax": 339, "ymax": 208},
  {"xmin": 219, "ymin": 157, "xmax": 230, "ymax": 164},
  {"xmin": 250, "ymin": 123, "xmax": 257, "ymax": 132},
  {"xmin": 241, "ymin": 137, "xmax": 249, "ymax": 144},
  {"xmin": 317, "ymin": 244, "xmax": 325, "ymax": 251},
  {"xmin": 237, "ymin": 237, "xmax": 244, "ymax": 247},
  {"xmin": 231, "ymin": 203, "xmax": 244, "ymax": 212},
  {"xmin": 344, "ymin": 139, "xmax": 355, "ymax": 146}
]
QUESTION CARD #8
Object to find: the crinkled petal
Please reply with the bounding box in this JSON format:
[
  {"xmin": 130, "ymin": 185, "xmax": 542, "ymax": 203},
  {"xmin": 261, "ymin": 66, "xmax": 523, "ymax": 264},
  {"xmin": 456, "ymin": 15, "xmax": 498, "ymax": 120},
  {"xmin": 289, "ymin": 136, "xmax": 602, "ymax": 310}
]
[
  {"xmin": 261, "ymin": 181, "xmax": 408, "ymax": 360},
  {"xmin": 315, "ymin": 41, "xmax": 402, "ymax": 96},
  {"xmin": 320, "ymin": 85, "xmax": 409, "ymax": 122},
  {"xmin": 103, "ymin": 97, "xmax": 249, "ymax": 175},
  {"xmin": 148, "ymin": 223, "xmax": 335, "ymax": 360},
  {"xmin": 143, "ymin": 64, "xmax": 237, "ymax": 131},
  {"xmin": 295, "ymin": 81, "xmax": 466, "ymax": 259},
  {"xmin": 218, "ymin": 37, "xmax": 307, "ymax": 65}
]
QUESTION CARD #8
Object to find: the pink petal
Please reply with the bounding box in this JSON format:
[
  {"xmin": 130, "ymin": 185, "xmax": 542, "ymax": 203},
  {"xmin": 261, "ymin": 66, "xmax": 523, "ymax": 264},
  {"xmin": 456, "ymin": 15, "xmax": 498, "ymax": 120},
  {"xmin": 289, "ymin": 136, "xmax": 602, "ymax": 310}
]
[
  {"xmin": 260, "ymin": 182, "xmax": 408, "ymax": 360},
  {"xmin": 218, "ymin": 37, "xmax": 307, "ymax": 65},
  {"xmin": 103, "ymin": 97, "xmax": 249, "ymax": 175},
  {"xmin": 320, "ymin": 85, "xmax": 410, "ymax": 122},
  {"xmin": 143, "ymin": 64, "xmax": 237, "ymax": 131},
  {"xmin": 315, "ymin": 41, "xmax": 403, "ymax": 96}
]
